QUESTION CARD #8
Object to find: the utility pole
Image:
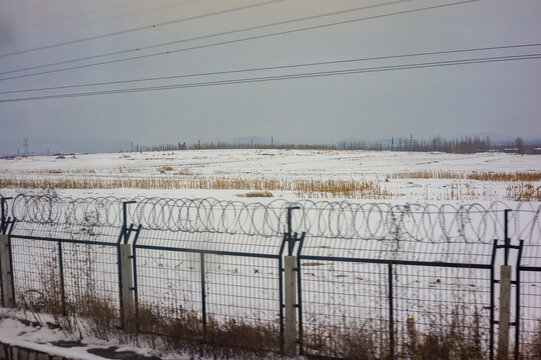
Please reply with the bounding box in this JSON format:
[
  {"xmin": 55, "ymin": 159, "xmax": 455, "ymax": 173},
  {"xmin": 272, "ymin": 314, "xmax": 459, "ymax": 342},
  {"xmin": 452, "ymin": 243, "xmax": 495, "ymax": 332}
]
[{"xmin": 23, "ymin": 139, "xmax": 29, "ymax": 157}]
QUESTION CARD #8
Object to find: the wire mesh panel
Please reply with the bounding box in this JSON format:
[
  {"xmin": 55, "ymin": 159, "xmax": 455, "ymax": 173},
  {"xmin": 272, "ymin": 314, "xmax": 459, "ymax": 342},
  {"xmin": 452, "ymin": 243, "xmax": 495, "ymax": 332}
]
[
  {"xmin": 61, "ymin": 242, "xmax": 120, "ymax": 317},
  {"xmin": 297, "ymin": 232, "xmax": 495, "ymax": 358},
  {"xmin": 519, "ymin": 224, "xmax": 541, "ymax": 359},
  {"xmin": 299, "ymin": 260, "xmax": 389, "ymax": 358},
  {"xmin": 1, "ymin": 194, "xmax": 540, "ymax": 357},
  {"xmin": 205, "ymin": 254, "xmax": 280, "ymax": 322},
  {"xmin": 393, "ymin": 265, "xmax": 492, "ymax": 358},
  {"xmin": 133, "ymin": 229, "xmax": 284, "ymax": 351},
  {"xmin": 11, "ymin": 236, "xmax": 60, "ymax": 311},
  {"xmin": 9, "ymin": 220, "xmax": 121, "ymax": 318},
  {"xmin": 134, "ymin": 247, "xmax": 203, "ymax": 323},
  {"xmin": 519, "ymin": 269, "xmax": 541, "ymax": 359}
]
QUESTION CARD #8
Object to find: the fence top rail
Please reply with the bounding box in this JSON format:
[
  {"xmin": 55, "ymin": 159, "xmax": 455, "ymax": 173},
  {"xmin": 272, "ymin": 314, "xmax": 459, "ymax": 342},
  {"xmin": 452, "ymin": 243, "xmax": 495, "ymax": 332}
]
[
  {"xmin": 298, "ymin": 254, "xmax": 493, "ymax": 269},
  {"xmin": 3, "ymin": 193, "xmax": 540, "ymax": 243}
]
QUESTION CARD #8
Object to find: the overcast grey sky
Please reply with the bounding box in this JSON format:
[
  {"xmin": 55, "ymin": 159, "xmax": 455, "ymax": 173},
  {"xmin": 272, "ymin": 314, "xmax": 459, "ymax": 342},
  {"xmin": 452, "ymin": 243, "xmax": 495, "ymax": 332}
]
[{"xmin": 0, "ymin": 0, "xmax": 540, "ymax": 153}]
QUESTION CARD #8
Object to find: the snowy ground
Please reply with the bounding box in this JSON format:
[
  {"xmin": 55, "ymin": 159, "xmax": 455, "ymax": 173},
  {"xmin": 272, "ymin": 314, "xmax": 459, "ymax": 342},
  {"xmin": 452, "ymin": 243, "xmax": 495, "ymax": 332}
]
[
  {"xmin": 1, "ymin": 149, "xmax": 540, "ymax": 359},
  {"xmin": 0, "ymin": 311, "xmax": 174, "ymax": 359},
  {"xmin": 0, "ymin": 149, "xmax": 539, "ymax": 201}
]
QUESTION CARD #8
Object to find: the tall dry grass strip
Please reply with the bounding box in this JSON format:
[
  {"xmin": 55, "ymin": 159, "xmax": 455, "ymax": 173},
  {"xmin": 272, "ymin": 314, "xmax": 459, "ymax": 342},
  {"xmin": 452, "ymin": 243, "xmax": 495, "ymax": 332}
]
[
  {"xmin": 0, "ymin": 176, "xmax": 392, "ymax": 199},
  {"xmin": 506, "ymin": 182, "xmax": 541, "ymax": 201},
  {"xmin": 391, "ymin": 171, "xmax": 541, "ymax": 182}
]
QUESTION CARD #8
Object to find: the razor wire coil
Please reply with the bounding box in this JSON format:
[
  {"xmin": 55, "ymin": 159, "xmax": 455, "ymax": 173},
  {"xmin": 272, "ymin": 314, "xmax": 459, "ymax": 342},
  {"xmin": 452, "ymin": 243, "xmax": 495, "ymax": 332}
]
[{"xmin": 7, "ymin": 193, "xmax": 541, "ymax": 242}]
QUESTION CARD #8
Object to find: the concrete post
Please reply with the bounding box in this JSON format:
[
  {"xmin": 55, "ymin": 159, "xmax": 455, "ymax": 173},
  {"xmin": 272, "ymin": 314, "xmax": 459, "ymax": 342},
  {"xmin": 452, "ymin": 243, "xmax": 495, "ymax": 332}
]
[
  {"xmin": 119, "ymin": 244, "xmax": 135, "ymax": 331},
  {"xmin": 284, "ymin": 256, "xmax": 297, "ymax": 357},
  {"xmin": 497, "ymin": 265, "xmax": 512, "ymax": 360},
  {"xmin": 0, "ymin": 234, "xmax": 15, "ymax": 308}
]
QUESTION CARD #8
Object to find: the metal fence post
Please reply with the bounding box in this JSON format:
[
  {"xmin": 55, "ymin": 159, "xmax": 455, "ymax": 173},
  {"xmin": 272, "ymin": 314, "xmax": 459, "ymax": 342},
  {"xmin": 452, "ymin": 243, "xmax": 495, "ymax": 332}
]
[
  {"xmin": 0, "ymin": 234, "xmax": 15, "ymax": 307},
  {"xmin": 284, "ymin": 255, "xmax": 297, "ymax": 357},
  {"xmin": 119, "ymin": 243, "xmax": 135, "ymax": 331},
  {"xmin": 118, "ymin": 201, "xmax": 136, "ymax": 331},
  {"xmin": 200, "ymin": 252, "xmax": 207, "ymax": 332},
  {"xmin": 287, "ymin": 206, "xmax": 300, "ymax": 256},
  {"xmin": 388, "ymin": 263, "xmax": 395, "ymax": 360},
  {"xmin": 496, "ymin": 208, "xmax": 512, "ymax": 360},
  {"xmin": 0, "ymin": 198, "xmax": 5, "ymax": 234},
  {"xmin": 57, "ymin": 240, "xmax": 67, "ymax": 316},
  {"xmin": 490, "ymin": 239, "xmax": 498, "ymax": 360},
  {"xmin": 514, "ymin": 241, "xmax": 524, "ymax": 360},
  {"xmin": 0, "ymin": 197, "xmax": 11, "ymax": 234},
  {"xmin": 497, "ymin": 265, "xmax": 511, "ymax": 360}
]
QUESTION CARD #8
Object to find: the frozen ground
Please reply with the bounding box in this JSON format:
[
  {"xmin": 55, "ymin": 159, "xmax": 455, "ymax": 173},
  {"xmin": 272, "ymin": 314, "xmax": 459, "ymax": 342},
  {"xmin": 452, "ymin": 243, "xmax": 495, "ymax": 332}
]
[
  {"xmin": 0, "ymin": 310, "xmax": 243, "ymax": 360},
  {"xmin": 0, "ymin": 149, "xmax": 540, "ymax": 202},
  {"xmin": 0, "ymin": 149, "xmax": 540, "ymax": 358}
]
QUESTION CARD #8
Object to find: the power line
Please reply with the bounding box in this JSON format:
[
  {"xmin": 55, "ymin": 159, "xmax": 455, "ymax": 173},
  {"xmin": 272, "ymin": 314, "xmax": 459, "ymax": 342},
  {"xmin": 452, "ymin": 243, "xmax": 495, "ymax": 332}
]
[
  {"xmin": 1, "ymin": 43, "xmax": 539, "ymax": 96},
  {"xmin": 0, "ymin": 0, "xmax": 284, "ymax": 59},
  {"xmin": 9, "ymin": 0, "xmax": 202, "ymax": 44},
  {"xmin": 0, "ymin": 0, "xmax": 477, "ymax": 81},
  {"xmin": 14, "ymin": 0, "xmax": 152, "ymax": 32},
  {"xmin": 0, "ymin": 52, "xmax": 538, "ymax": 103},
  {"xmin": 0, "ymin": 0, "xmax": 415, "ymax": 76}
]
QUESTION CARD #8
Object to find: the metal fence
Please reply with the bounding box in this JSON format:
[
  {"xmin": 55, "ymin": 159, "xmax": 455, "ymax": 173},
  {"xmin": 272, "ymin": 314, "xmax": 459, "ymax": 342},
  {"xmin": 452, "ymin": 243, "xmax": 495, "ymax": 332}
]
[{"xmin": 0, "ymin": 193, "xmax": 540, "ymax": 359}]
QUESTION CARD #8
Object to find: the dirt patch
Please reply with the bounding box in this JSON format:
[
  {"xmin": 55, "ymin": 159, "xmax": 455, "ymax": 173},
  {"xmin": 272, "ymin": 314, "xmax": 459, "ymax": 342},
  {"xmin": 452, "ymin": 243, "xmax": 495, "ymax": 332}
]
[
  {"xmin": 51, "ymin": 340, "xmax": 83, "ymax": 348},
  {"xmin": 88, "ymin": 346, "xmax": 161, "ymax": 359}
]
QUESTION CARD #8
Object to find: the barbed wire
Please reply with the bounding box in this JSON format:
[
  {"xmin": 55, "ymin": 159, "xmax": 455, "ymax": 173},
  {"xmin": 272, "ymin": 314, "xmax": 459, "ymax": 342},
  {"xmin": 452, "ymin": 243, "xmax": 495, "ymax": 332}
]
[{"xmin": 6, "ymin": 193, "xmax": 541, "ymax": 242}]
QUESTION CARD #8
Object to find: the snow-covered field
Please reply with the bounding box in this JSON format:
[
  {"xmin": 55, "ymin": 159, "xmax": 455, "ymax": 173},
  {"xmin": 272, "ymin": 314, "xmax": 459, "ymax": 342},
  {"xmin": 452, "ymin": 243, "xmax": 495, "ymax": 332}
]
[
  {"xmin": 1, "ymin": 149, "xmax": 540, "ymax": 358},
  {"xmin": 0, "ymin": 149, "xmax": 540, "ymax": 202}
]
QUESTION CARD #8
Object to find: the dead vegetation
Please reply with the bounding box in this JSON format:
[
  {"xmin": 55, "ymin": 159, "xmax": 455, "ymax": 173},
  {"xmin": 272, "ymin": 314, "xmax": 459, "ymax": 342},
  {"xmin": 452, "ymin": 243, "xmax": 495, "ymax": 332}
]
[
  {"xmin": 12, "ymin": 259, "xmax": 541, "ymax": 359},
  {"xmin": 391, "ymin": 170, "xmax": 541, "ymax": 182},
  {"xmin": 525, "ymin": 320, "xmax": 541, "ymax": 359},
  {"xmin": 237, "ymin": 190, "xmax": 274, "ymax": 198},
  {"xmin": 301, "ymin": 307, "xmax": 487, "ymax": 360},
  {"xmin": 506, "ymin": 182, "xmax": 541, "ymax": 201},
  {"xmin": 0, "ymin": 176, "xmax": 393, "ymax": 199},
  {"xmin": 391, "ymin": 170, "xmax": 464, "ymax": 180}
]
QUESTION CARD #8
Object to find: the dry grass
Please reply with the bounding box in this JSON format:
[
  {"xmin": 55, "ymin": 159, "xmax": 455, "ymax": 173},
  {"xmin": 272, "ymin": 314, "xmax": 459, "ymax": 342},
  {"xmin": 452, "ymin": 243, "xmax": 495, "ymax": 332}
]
[
  {"xmin": 506, "ymin": 182, "xmax": 541, "ymax": 201},
  {"xmin": 0, "ymin": 176, "xmax": 393, "ymax": 199},
  {"xmin": 391, "ymin": 171, "xmax": 541, "ymax": 182},
  {"xmin": 136, "ymin": 305, "xmax": 279, "ymax": 357},
  {"xmin": 525, "ymin": 321, "xmax": 541, "ymax": 359},
  {"xmin": 303, "ymin": 305, "xmax": 487, "ymax": 360},
  {"xmin": 304, "ymin": 320, "xmax": 384, "ymax": 359},
  {"xmin": 391, "ymin": 170, "xmax": 464, "ymax": 179},
  {"xmin": 237, "ymin": 191, "xmax": 274, "ymax": 198},
  {"xmin": 205, "ymin": 317, "xmax": 280, "ymax": 355},
  {"xmin": 468, "ymin": 172, "xmax": 541, "ymax": 182},
  {"xmin": 408, "ymin": 311, "xmax": 484, "ymax": 360}
]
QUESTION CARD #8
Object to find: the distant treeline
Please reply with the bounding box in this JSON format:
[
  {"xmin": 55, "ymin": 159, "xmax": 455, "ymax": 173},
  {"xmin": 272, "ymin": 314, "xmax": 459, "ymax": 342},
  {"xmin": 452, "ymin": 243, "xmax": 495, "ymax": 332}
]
[
  {"xmin": 338, "ymin": 135, "xmax": 492, "ymax": 153},
  {"xmin": 132, "ymin": 136, "xmax": 539, "ymax": 154}
]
